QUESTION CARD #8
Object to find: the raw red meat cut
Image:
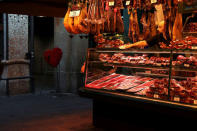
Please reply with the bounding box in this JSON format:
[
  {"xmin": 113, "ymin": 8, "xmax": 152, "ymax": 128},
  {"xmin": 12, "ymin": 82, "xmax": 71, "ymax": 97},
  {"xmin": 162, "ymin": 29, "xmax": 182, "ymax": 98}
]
[
  {"xmin": 127, "ymin": 80, "xmax": 155, "ymax": 93},
  {"xmin": 86, "ymin": 73, "xmax": 120, "ymax": 88},
  {"xmin": 116, "ymin": 79, "xmax": 139, "ymax": 90},
  {"xmin": 135, "ymin": 87, "xmax": 149, "ymax": 96},
  {"xmin": 86, "ymin": 74, "xmax": 132, "ymax": 89}
]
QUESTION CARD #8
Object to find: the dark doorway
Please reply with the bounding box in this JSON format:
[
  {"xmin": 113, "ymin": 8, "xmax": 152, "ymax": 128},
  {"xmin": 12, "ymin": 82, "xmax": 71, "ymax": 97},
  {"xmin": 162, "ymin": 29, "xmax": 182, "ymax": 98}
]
[{"xmin": 33, "ymin": 16, "xmax": 55, "ymax": 92}]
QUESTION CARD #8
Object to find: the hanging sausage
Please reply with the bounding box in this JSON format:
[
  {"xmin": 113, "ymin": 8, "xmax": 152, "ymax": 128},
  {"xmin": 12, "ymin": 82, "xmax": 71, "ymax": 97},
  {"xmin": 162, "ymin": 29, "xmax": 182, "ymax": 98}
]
[{"xmin": 85, "ymin": 0, "xmax": 105, "ymax": 34}]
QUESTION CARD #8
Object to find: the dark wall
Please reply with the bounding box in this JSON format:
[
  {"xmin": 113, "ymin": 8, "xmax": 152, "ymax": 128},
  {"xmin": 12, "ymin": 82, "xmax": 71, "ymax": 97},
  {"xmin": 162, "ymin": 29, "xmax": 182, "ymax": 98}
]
[
  {"xmin": 0, "ymin": 1, "xmax": 68, "ymax": 17},
  {"xmin": 0, "ymin": 14, "xmax": 3, "ymax": 60}
]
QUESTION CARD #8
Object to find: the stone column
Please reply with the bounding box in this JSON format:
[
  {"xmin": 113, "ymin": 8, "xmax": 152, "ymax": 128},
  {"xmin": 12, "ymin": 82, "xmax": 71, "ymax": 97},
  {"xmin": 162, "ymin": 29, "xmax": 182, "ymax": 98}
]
[
  {"xmin": 54, "ymin": 18, "xmax": 88, "ymax": 93},
  {"xmin": 3, "ymin": 14, "xmax": 30, "ymax": 95}
]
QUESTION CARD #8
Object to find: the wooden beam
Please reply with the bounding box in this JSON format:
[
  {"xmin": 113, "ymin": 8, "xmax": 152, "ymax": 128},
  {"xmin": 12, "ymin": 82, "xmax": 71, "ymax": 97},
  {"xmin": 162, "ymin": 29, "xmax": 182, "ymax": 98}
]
[{"xmin": 0, "ymin": 1, "xmax": 68, "ymax": 17}]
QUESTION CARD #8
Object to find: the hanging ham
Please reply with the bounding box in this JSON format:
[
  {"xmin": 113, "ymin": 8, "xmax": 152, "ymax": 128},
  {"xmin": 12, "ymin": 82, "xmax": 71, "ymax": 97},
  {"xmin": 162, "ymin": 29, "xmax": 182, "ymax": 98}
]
[
  {"xmin": 116, "ymin": 9, "xmax": 124, "ymax": 34},
  {"xmin": 128, "ymin": 10, "xmax": 140, "ymax": 42},
  {"xmin": 63, "ymin": 7, "xmax": 72, "ymax": 33},
  {"xmin": 76, "ymin": 3, "xmax": 90, "ymax": 34},
  {"xmin": 140, "ymin": 11, "xmax": 150, "ymax": 40},
  {"xmin": 172, "ymin": 4, "xmax": 183, "ymax": 40},
  {"xmin": 64, "ymin": 0, "xmax": 90, "ymax": 34},
  {"xmin": 148, "ymin": 11, "xmax": 157, "ymax": 38}
]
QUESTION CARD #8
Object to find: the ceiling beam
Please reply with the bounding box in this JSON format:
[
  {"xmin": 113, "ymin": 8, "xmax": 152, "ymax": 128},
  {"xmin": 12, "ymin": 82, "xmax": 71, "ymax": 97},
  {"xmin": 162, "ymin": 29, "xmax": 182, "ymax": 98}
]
[{"xmin": 0, "ymin": 1, "xmax": 68, "ymax": 17}]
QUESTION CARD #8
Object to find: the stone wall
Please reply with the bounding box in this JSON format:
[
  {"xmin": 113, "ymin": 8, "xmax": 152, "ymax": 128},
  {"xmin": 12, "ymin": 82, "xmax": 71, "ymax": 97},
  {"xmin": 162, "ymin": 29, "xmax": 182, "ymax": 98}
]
[{"xmin": 7, "ymin": 14, "xmax": 29, "ymax": 95}]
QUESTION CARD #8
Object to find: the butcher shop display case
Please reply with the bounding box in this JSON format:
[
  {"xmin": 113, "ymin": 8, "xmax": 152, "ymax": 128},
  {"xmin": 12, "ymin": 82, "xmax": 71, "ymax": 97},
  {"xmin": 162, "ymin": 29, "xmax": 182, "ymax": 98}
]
[
  {"xmin": 170, "ymin": 50, "xmax": 197, "ymax": 104},
  {"xmin": 82, "ymin": 48, "xmax": 197, "ymax": 108}
]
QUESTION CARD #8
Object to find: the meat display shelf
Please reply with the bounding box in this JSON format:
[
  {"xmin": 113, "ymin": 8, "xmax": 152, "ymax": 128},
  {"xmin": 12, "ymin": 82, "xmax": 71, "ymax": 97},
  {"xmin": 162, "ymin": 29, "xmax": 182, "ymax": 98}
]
[
  {"xmin": 183, "ymin": 32, "xmax": 197, "ymax": 34},
  {"xmin": 172, "ymin": 67, "xmax": 197, "ymax": 72},
  {"xmin": 91, "ymin": 48, "xmax": 197, "ymax": 53},
  {"xmin": 136, "ymin": 72, "xmax": 169, "ymax": 78},
  {"xmin": 136, "ymin": 72, "xmax": 195, "ymax": 79},
  {"xmin": 183, "ymin": 32, "xmax": 197, "ymax": 38},
  {"xmin": 94, "ymin": 49, "xmax": 171, "ymax": 54},
  {"xmin": 89, "ymin": 61, "xmax": 170, "ymax": 69},
  {"xmin": 89, "ymin": 62, "xmax": 197, "ymax": 73},
  {"xmin": 103, "ymin": 63, "xmax": 169, "ymax": 70},
  {"xmin": 183, "ymin": 32, "xmax": 197, "ymax": 35},
  {"xmin": 172, "ymin": 49, "xmax": 197, "ymax": 54}
]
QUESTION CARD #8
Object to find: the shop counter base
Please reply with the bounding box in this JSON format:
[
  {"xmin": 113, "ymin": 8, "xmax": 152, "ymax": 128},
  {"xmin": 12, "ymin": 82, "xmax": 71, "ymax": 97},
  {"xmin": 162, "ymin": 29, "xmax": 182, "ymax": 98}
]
[{"xmin": 79, "ymin": 88, "xmax": 197, "ymax": 131}]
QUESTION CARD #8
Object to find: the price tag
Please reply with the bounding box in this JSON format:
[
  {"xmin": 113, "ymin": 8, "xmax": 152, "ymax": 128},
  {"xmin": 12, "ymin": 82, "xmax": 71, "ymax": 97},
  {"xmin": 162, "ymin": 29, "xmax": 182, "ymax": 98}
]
[
  {"xmin": 145, "ymin": 71, "xmax": 151, "ymax": 74},
  {"xmin": 154, "ymin": 94, "xmax": 159, "ymax": 98},
  {"xmin": 69, "ymin": 10, "xmax": 81, "ymax": 17},
  {"xmin": 174, "ymin": 97, "xmax": 180, "ymax": 102},
  {"xmin": 109, "ymin": 1, "xmax": 114, "ymax": 6},
  {"xmin": 126, "ymin": 1, "xmax": 130, "ymax": 5},
  {"xmin": 69, "ymin": 11, "xmax": 74, "ymax": 17},
  {"xmin": 192, "ymin": 46, "xmax": 197, "ymax": 50},
  {"xmin": 194, "ymin": 100, "xmax": 197, "ymax": 104},
  {"xmin": 156, "ymin": 63, "xmax": 161, "ymax": 66},
  {"xmin": 151, "ymin": 0, "xmax": 157, "ymax": 3},
  {"xmin": 184, "ymin": 64, "xmax": 190, "ymax": 67}
]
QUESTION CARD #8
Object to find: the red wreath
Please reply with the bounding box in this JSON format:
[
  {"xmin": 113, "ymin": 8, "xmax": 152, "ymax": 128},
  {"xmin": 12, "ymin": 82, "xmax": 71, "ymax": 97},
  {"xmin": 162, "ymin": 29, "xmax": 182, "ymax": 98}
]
[{"xmin": 44, "ymin": 48, "xmax": 63, "ymax": 68}]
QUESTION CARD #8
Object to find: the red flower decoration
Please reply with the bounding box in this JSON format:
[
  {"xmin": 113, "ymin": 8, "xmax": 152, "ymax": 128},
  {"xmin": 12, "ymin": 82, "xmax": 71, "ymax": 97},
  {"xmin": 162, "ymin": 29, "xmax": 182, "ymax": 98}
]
[{"xmin": 44, "ymin": 48, "xmax": 63, "ymax": 68}]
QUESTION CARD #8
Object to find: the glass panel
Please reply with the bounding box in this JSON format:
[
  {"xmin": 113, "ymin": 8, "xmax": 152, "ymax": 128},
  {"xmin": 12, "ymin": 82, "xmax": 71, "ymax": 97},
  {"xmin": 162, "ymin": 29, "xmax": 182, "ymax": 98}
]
[
  {"xmin": 171, "ymin": 50, "xmax": 197, "ymax": 105},
  {"xmin": 85, "ymin": 49, "xmax": 171, "ymax": 101}
]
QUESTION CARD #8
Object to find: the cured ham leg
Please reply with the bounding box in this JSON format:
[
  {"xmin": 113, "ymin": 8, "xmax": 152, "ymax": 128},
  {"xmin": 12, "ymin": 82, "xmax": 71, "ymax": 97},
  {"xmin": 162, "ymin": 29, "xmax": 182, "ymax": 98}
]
[
  {"xmin": 149, "ymin": 12, "xmax": 157, "ymax": 38},
  {"xmin": 172, "ymin": 7, "xmax": 183, "ymax": 40},
  {"xmin": 129, "ymin": 10, "xmax": 140, "ymax": 42},
  {"xmin": 140, "ymin": 12, "xmax": 149, "ymax": 39},
  {"xmin": 116, "ymin": 9, "xmax": 124, "ymax": 34},
  {"xmin": 104, "ymin": 3, "xmax": 113, "ymax": 33},
  {"xmin": 76, "ymin": 5, "xmax": 90, "ymax": 34},
  {"xmin": 114, "ymin": 8, "xmax": 117, "ymax": 33},
  {"xmin": 128, "ymin": 10, "xmax": 134, "ymax": 40},
  {"xmin": 63, "ymin": 7, "xmax": 72, "ymax": 33}
]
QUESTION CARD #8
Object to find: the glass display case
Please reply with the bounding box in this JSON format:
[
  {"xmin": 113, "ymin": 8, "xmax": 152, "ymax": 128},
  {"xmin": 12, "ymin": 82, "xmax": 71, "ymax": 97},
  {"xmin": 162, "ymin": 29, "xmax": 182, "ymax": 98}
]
[
  {"xmin": 171, "ymin": 50, "xmax": 197, "ymax": 104},
  {"xmin": 84, "ymin": 48, "xmax": 197, "ymax": 108}
]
